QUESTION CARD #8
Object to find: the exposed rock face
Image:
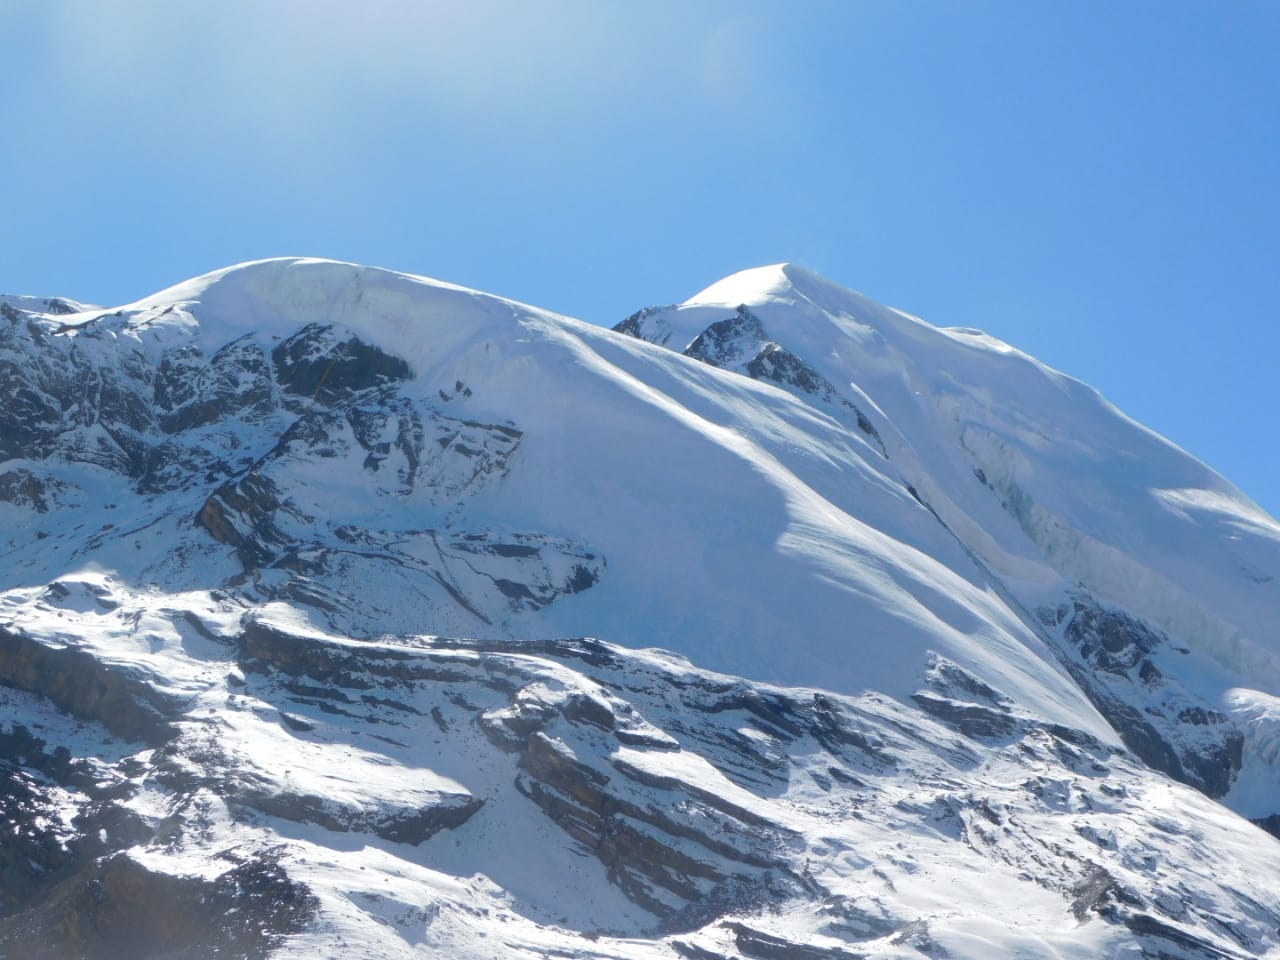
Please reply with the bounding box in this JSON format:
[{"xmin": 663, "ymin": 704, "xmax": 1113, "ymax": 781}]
[
  {"xmin": 155, "ymin": 337, "xmax": 279, "ymax": 436},
  {"xmin": 236, "ymin": 618, "xmax": 799, "ymax": 920},
  {"xmin": 614, "ymin": 305, "xmax": 676, "ymax": 346},
  {"xmin": 617, "ymin": 304, "xmax": 885, "ymax": 454},
  {"xmin": 0, "ymin": 625, "xmax": 177, "ymax": 744},
  {"xmin": 194, "ymin": 398, "xmax": 531, "ymax": 572},
  {"xmin": 0, "ymin": 299, "xmax": 605, "ymax": 636},
  {"xmin": 272, "ymin": 322, "xmax": 412, "ymax": 402},
  {"xmin": 1041, "ymin": 599, "xmax": 1245, "ymax": 798},
  {"xmin": 0, "ymin": 720, "xmax": 151, "ymax": 917},
  {"xmin": 685, "ymin": 310, "xmax": 772, "ymax": 369},
  {"xmin": 0, "ymin": 851, "xmax": 316, "ymax": 960},
  {"xmin": 0, "ymin": 468, "xmax": 68, "ymax": 513},
  {"xmin": 718, "ymin": 921, "xmax": 868, "ymax": 960},
  {"xmin": 0, "ymin": 315, "xmax": 156, "ymax": 474}
]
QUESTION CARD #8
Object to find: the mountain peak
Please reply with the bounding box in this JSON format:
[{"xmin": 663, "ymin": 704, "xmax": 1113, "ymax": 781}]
[
  {"xmin": 683, "ymin": 262, "xmax": 821, "ymax": 307},
  {"xmin": 132, "ymin": 256, "xmax": 475, "ymax": 315}
]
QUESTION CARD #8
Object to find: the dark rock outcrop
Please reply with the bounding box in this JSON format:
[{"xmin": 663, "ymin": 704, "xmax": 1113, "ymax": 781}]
[
  {"xmin": 0, "ymin": 627, "xmax": 177, "ymax": 745},
  {"xmin": 272, "ymin": 323, "xmax": 411, "ymax": 402},
  {"xmin": 723, "ymin": 922, "xmax": 867, "ymax": 960},
  {"xmin": 0, "ymin": 851, "xmax": 316, "ymax": 960},
  {"xmin": 617, "ymin": 304, "xmax": 885, "ymax": 453},
  {"xmin": 0, "ymin": 468, "xmax": 67, "ymax": 513},
  {"xmin": 1043, "ymin": 600, "xmax": 1245, "ymax": 798}
]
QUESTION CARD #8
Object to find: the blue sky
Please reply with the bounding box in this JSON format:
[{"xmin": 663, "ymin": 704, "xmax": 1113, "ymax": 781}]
[{"xmin": 3, "ymin": 1, "xmax": 1277, "ymax": 513}]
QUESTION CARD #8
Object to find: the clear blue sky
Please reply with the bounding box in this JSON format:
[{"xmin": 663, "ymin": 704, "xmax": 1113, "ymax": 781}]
[{"xmin": 3, "ymin": 2, "xmax": 1277, "ymax": 514}]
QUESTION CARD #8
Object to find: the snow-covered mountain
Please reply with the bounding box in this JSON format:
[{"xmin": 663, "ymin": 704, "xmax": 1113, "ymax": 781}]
[{"xmin": 3, "ymin": 259, "xmax": 1280, "ymax": 959}]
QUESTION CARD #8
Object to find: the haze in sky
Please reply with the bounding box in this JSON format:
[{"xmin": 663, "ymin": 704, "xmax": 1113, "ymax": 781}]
[{"xmin": 2, "ymin": 1, "xmax": 1277, "ymax": 513}]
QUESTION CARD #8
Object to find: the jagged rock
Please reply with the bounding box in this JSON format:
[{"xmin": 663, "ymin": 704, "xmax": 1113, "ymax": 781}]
[
  {"xmin": 0, "ymin": 627, "xmax": 176, "ymax": 745},
  {"xmin": 234, "ymin": 619, "xmax": 800, "ymax": 921},
  {"xmin": 0, "ymin": 468, "xmax": 67, "ymax": 513},
  {"xmin": 0, "ymin": 764, "xmax": 151, "ymax": 919},
  {"xmin": 1123, "ymin": 913, "xmax": 1235, "ymax": 960},
  {"xmin": 0, "ymin": 851, "xmax": 316, "ymax": 960},
  {"xmin": 723, "ymin": 922, "xmax": 867, "ymax": 960},
  {"xmin": 686, "ymin": 309, "xmax": 771, "ymax": 367},
  {"xmin": 197, "ymin": 472, "xmax": 293, "ymax": 569},
  {"xmin": 156, "ymin": 338, "xmax": 277, "ymax": 433},
  {"xmin": 272, "ymin": 322, "xmax": 411, "ymax": 401},
  {"xmin": 229, "ymin": 785, "xmax": 484, "ymax": 845},
  {"xmin": 911, "ymin": 691, "xmax": 1020, "ymax": 740},
  {"xmin": 1050, "ymin": 600, "xmax": 1245, "ymax": 797},
  {"xmin": 620, "ymin": 303, "xmax": 885, "ymax": 452}
]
